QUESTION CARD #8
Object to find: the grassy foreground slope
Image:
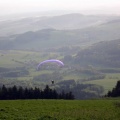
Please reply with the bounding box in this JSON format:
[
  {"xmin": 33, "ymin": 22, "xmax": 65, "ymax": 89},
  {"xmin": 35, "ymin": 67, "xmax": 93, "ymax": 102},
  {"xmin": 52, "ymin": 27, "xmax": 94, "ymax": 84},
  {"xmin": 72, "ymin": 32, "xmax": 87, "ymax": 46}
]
[{"xmin": 0, "ymin": 99, "xmax": 120, "ymax": 120}]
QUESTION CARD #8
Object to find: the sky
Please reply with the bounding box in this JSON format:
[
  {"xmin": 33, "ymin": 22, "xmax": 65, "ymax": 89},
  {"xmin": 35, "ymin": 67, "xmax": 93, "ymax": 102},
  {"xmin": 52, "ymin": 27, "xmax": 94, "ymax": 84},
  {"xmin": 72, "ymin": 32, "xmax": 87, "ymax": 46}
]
[{"xmin": 0, "ymin": 0, "xmax": 120, "ymax": 16}]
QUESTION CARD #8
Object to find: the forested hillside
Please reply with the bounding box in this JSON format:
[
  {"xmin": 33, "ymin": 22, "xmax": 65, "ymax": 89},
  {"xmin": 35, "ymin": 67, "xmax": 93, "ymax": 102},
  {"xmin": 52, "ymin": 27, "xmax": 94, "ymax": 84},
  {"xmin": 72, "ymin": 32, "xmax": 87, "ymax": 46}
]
[{"xmin": 73, "ymin": 39, "xmax": 120, "ymax": 67}]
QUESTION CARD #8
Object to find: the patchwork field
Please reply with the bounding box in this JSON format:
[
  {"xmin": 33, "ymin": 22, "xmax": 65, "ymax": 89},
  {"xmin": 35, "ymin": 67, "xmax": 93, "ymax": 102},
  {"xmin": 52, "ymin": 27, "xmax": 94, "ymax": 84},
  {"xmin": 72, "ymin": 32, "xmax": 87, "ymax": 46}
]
[
  {"xmin": 84, "ymin": 73, "xmax": 120, "ymax": 93},
  {"xmin": 0, "ymin": 50, "xmax": 120, "ymax": 94}
]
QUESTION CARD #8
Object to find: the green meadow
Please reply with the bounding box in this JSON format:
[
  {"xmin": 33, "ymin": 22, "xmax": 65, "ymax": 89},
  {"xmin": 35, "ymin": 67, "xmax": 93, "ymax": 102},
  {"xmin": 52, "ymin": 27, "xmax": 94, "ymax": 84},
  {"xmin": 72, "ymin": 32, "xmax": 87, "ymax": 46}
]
[
  {"xmin": 84, "ymin": 73, "xmax": 120, "ymax": 93},
  {"xmin": 0, "ymin": 99, "xmax": 120, "ymax": 120}
]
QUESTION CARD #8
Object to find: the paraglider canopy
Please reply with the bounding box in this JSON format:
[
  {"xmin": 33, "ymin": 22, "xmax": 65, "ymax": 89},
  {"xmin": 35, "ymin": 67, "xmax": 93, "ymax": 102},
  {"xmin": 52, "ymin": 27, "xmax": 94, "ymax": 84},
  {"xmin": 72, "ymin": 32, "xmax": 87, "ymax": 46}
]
[{"xmin": 37, "ymin": 59, "xmax": 64, "ymax": 70}]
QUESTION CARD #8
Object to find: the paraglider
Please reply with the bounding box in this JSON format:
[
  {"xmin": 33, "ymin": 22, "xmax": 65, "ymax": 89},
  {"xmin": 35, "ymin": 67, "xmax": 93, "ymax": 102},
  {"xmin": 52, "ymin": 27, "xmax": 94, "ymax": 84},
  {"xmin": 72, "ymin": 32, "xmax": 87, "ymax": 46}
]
[
  {"xmin": 51, "ymin": 80, "xmax": 54, "ymax": 84},
  {"xmin": 37, "ymin": 59, "xmax": 64, "ymax": 70}
]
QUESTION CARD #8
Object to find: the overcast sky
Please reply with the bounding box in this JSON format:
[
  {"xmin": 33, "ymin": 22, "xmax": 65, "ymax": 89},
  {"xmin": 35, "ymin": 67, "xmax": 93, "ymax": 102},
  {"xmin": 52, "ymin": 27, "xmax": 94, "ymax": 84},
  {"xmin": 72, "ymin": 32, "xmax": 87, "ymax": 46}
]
[{"xmin": 0, "ymin": 0, "xmax": 120, "ymax": 16}]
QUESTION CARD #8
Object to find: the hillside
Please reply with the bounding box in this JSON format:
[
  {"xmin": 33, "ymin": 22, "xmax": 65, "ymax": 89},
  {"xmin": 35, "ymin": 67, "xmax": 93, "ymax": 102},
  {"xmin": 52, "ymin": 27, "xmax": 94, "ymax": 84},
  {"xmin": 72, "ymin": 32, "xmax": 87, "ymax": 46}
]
[
  {"xmin": 74, "ymin": 39, "xmax": 120, "ymax": 67},
  {"xmin": 1, "ymin": 18, "xmax": 120, "ymax": 50},
  {"xmin": 0, "ymin": 13, "xmax": 117, "ymax": 36}
]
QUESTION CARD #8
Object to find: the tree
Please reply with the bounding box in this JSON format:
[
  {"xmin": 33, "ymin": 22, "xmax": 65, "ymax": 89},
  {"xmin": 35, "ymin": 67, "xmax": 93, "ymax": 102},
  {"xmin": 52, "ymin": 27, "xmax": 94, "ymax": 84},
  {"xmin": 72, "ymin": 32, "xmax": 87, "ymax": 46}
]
[
  {"xmin": 0, "ymin": 84, "xmax": 74, "ymax": 100},
  {"xmin": 106, "ymin": 80, "xmax": 120, "ymax": 97},
  {"xmin": 1, "ymin": 85, "xmax": 8, "ymax": 99}
]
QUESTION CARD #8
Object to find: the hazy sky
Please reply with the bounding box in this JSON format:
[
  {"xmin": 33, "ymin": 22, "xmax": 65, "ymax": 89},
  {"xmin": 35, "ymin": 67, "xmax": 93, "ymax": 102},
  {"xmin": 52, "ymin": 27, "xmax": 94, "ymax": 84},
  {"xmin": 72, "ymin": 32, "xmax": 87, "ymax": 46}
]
[{"xmin": 0, "ymin": 0, "xmax": 120, "ymax": 15}]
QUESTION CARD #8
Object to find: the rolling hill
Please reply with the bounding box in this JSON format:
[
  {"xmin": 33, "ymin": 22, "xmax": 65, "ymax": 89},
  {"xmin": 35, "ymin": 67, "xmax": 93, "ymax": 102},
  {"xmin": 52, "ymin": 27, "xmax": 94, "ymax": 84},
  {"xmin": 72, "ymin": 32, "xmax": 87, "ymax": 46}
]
[
  {"xmin": 74, "ymin": 39, "xmax": 120, "ymax": 68},
  {"xmin": 0, "ymin": 16, "xmax": 120, "ymax": 50},
  {"xmin": 0, "ymin": 13, "xmax": 118, "ymax": 36}
]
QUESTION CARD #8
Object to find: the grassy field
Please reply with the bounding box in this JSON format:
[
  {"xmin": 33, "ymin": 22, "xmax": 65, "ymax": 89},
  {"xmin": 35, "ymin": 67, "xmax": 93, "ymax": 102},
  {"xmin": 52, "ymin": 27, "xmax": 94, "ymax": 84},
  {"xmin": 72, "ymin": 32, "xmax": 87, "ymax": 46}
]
[
  {"xmin": 0, "ymin": 99, "xmax": 120, "ymax": 120},
  {"xmin": 84, "ymin": 73, "xmax": 120, "ymax": 93}
]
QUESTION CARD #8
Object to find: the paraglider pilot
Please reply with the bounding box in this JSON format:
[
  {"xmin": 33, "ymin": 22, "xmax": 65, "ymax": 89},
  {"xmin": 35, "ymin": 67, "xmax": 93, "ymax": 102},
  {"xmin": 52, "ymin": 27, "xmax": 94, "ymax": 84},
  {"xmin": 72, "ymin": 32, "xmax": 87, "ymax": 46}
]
[{"xmin": 51, "ymin": 80, "xmax": 54, "ymax": 84}]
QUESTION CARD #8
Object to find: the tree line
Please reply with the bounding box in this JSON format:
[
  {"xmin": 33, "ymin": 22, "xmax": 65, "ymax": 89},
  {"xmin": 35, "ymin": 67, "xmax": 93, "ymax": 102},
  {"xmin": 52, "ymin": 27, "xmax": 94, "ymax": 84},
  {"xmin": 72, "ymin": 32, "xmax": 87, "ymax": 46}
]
[
  {"xmin": 0, "ymin": 85, "xmax": 74, "ymax": 100},
  {"xmin": 105, "ymin": 80, "xmax": 120, "ymax": 97}
]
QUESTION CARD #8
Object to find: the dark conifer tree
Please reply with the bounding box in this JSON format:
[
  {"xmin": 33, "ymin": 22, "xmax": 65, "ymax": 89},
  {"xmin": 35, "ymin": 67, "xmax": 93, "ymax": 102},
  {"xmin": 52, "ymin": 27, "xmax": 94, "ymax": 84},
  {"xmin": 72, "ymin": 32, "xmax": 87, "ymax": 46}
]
[
  {"xmin": 1, "ymin": 85, "xmax": 8, "ymax": 99},
  {"xmin": 28, "ymin": 88, "xmax": 34, "ymax": 99},
  {"xmin": 0, "ymin": 84, "xmax": 74, "ymax": 100},
  {"xmin": 52, "ymin": 89, "xmax": 58, "ymax": 99},
  {"xmin": 34, "ymin": 87, "xmax": 41, "ymax": 99},
  {"xmin": 12, "ymin": 85, "xmax": 18, "ymax": 99},
  {"xmin": 106, "ymin": 80, "xmax": 120, "ymax": 97},
  {"xmin": 24, "ymin": 87, "xmax": 29, "ymax": 99},
  {"xmin": 43, "ymin": 85, "xmax": 51, "ymax": 99},
  {"xmin": 18, "ymin": 86, "xmax": 24, "ymax": 99}
]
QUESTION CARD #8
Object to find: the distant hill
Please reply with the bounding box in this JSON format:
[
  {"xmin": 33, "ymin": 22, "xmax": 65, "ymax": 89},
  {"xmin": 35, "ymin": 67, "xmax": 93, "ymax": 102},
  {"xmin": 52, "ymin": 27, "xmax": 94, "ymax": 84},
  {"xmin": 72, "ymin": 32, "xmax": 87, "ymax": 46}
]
[
  {"xmin": 32, "ymin": 13, "xmax": 109, "ymax": 29},
  {"xmin": 74, "ymin": 39, "xmax": 120, "ymax": 67},
  {"xmin": 1, "ymin": 17, "xmax": 120, "ymax": 50},
  {"xmin": 0, "ymin": 13, "xmax": 117, "ymax": 36}
]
